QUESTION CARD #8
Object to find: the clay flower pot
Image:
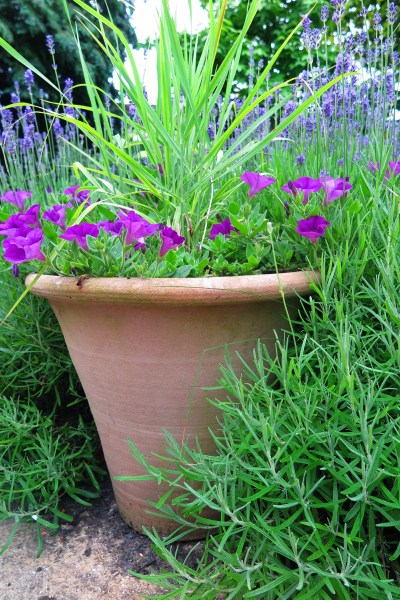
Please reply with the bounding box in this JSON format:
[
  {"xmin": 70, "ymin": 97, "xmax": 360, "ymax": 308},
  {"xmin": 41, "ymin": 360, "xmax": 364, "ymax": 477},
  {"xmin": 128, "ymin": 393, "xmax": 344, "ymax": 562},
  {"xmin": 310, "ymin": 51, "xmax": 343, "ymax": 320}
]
[{"xmin": 26, "ymin": 271, "xmax": 315, "ymax": 536}]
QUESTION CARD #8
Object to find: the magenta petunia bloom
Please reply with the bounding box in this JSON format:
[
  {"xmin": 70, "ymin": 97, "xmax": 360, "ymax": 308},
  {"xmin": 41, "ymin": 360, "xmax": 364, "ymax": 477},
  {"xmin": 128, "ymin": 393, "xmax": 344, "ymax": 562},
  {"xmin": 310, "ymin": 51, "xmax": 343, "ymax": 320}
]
[
  {"xmin": 2, "ymin": 228, "xmax": 46, "ymax": 264},
  {"xmin": 320, "ymin": 176, "xmax": 352, "ymax": 205},
  {"xmin": 241, "ymin": 172, "xmax": 276, "ymax": 198},
  {"xmin": 0, "ymin": 205, "xmax": 41, "ymax": 237},
  {"xmin": 296, "ymin": 216, "xmax": 330, "ymax": 243},
  {"xmin": 63, "ymin": 184, "xmax": 91, "ymax": 204},
  {"xmin": 367, "ymin": 161, "xmax": 400, "ymax": 181},
  {"xmin": 118, "ymin": 209, "xmax": 150, "ymax": 224},
  {"xmin": 209, "ymin": 218, "xmax": 238, "ymax": 240},
  {"xmin": 99, "ymin": 220, "xmax": 125, "ymax": 236},
  {"xmin": 118, "ymin": 210, "xmax": 161, "ymax": 246},
  {"xmin": 42, "ymin": 204, "xmax": 69, "ymax": 230},
  {"xmin": 387, "ymin": 161, "xmax": 400, "ymax": 179},
  {"xmin": 367, "ymin": 161, "xmax": 379, "ymax": 172},
  {"xmin": 1, "ymin": 190, "xmax": 32, "ymax": 211},
  {"xmin": 282, "ymin": 176, "xmax": 323, "ymax": 205},
  {"xmin": 159, "ymin": 226, "xmax": 185, "ymax": 257},
  {"xmin": 59, "ymin": 223, "xmax": 99, "ymax": 251}
]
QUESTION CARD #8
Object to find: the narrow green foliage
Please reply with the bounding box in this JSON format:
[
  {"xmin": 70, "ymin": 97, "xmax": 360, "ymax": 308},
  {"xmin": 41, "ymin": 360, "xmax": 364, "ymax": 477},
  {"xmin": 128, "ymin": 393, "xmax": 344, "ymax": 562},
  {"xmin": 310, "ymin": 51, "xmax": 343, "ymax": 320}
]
[
  {"xmin": 0, "ymin": 395, "xmax": 104, "ymax": 557},
  {"xmin": 124, "ymin": 170, "xmax": 400, "ymax": 596}
]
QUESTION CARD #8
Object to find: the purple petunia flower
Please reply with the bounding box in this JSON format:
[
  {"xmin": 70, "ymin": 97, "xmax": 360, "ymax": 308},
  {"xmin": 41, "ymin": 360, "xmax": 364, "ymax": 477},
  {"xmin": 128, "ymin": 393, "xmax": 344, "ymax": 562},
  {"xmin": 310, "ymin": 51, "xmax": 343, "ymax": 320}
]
[
  {"xmin": 241, "ymin": 172, "xmax": 276, "ymax": 199},
  {"xmin": 388, "ymin": 161, "xmax": 400, "ymax": 177},
  {"xmin": 367, "ymin": 161, "xmax": 400, "ymax": 181},
  {"xmin": 99, "ymin": 220, "xmax": 125, "ymax": 236},
  {"xmin": 1, "ymin": 190, "xmax": 32, "ymax": 211},
  {"xmin": 296, "ymin": 216, "xmax": 330, "ymax": 244},
  {"xmin": 63, "ymin": 184, "xmax": 91, "ymax": 204},
  {"xmin": 42, "ymin": 204, "xmax": 70, "ymax": 230},
  {"xmin": 59, "ymin": 223, "xmax": 99, "ymax": 251},
  {"xmin": 0, "ymin": 205, "xmax": 41, "ymax": 237},
  {"xmin": 159, "ymin": 227, "xmax": 185, "ymax": 257},
  {"xmin": 209, "ymin": 218, "xmax": 238, "ymax": 240},
  {"xmin": 123, "ymin": 220, "xmax": 159, "ymax": 246},
  {"xmin": 117, "ymin": 210, "xmax": 161, "ymax": 246},
  {"xmin": 320, "ymin": 176, "xmax": 352, "ymax": 205},
  {"xmin": 282, "ymin": 176, "xmax": 323, "ymax": 205},
  {"xmin": 2, "ymin": 228, "xmax": 46, "ymax": 264}
]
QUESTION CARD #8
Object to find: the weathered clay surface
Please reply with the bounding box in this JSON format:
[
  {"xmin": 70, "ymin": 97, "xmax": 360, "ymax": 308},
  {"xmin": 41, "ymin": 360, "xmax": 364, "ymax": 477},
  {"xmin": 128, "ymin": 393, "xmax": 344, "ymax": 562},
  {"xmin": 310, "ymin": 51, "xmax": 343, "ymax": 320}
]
[
  {"xmin": 0, "ymin": 477, "xmax": 193, "ymax": 600},
  {"xmin": 26, "ymin": 272, "xmax": 315, "ymax": 535}
]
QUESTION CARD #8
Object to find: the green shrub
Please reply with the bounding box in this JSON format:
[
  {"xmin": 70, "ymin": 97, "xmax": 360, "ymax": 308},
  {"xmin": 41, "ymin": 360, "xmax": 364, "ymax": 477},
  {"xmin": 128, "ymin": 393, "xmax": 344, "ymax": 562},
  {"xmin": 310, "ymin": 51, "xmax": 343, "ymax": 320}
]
[
  {"xmin": 0, "ymin": 394, "xmax": 104, "ymax": 557},
  {"xmin": 0, "ymin": 259, "xmax": 82, "ymax": 401},
  {"xmin": 123, "ymin": 177, "xmax": 400, "ymax": 598}
]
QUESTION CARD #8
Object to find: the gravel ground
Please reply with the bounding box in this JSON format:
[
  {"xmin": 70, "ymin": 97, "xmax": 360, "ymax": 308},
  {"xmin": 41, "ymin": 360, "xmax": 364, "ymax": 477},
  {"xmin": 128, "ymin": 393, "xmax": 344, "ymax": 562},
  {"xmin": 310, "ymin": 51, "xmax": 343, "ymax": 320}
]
[{"xmin": 0, "ymin": 477, "xmax": 205, "ymax": 600}]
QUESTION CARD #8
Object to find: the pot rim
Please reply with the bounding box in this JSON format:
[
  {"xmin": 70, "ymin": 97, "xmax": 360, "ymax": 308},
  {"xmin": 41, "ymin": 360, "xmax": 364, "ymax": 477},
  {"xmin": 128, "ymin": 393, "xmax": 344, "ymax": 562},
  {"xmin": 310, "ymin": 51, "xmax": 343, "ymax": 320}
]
[{"xmin": 25, "ymin": 271, "xmax": 318, "ymax": 306}]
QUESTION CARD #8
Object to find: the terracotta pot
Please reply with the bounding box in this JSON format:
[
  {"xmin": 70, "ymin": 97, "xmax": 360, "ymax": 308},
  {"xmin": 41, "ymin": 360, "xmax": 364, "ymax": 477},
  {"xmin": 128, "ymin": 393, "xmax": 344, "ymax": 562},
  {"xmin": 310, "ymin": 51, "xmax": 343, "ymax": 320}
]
[{"xmin": 26, "ymin": 271, "xmax": 315, "ymax": 536}]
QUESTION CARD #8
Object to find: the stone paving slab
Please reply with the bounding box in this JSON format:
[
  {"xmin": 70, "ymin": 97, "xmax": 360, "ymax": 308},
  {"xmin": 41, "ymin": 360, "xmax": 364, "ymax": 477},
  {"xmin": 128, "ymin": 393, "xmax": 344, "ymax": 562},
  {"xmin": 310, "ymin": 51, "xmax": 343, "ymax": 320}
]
[{"xmin": 0, "ymin": 478, "xmax": 169, "ymax": 600}]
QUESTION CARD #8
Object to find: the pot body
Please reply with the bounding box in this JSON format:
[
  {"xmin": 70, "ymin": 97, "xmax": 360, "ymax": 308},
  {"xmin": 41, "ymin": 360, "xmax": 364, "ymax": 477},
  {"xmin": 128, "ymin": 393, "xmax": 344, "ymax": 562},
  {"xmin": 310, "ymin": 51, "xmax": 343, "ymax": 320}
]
[{"xmin": 26, "ymin": 272, "xmax": 314, "ymax": 535}]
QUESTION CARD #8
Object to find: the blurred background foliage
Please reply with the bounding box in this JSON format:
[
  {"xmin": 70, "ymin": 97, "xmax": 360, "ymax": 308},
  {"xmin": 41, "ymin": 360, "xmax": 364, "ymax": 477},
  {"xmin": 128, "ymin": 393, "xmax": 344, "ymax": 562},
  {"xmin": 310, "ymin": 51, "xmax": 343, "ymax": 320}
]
[{"xmin": 0, "ymin": 0, "xmax": 137, "ymax": 106}]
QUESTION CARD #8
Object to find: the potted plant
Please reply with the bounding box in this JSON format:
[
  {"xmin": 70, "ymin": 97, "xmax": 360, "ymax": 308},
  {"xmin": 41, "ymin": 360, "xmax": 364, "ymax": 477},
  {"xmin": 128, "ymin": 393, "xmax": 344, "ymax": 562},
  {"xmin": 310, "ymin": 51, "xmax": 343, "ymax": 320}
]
[{"xmin": 0, "ymin": 0, "xmax": 349, "ymax": 535}]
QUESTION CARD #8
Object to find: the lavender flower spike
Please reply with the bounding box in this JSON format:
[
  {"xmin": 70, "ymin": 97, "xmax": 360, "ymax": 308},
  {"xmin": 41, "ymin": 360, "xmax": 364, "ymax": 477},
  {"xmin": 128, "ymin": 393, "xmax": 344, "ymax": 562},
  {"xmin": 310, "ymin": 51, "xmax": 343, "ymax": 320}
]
[
  {"xmin": 1, "ymin": 190, "xmax": 32, "ymax": 211},
  {"xmin": 241, "ymin": 172, "xmax": 276, "ymax": 199},
  {"xmin": 296, "ymin": 216, "xmax": 330, "ymax": 244},
  {"xmin": 159, "ymin": 227, "xmax": 185, "ymax": 257}
]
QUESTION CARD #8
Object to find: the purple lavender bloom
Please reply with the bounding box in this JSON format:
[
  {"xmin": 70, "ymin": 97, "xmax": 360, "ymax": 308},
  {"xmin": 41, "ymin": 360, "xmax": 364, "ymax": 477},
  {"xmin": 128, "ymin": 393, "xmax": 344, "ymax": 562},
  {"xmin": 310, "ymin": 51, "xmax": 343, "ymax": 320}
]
[
  {"xmin": 296, "ymin": 216, "xmax": 330, "ymax": 244},
  {"xmin": 295, "ymin": 153, "xmax": 306, "ymax": 167},
  {"xmin": 241, "ymin": 172, "xmax": 276, "ymax": 198},
  {"xmin": 159, "ymin": 227, "xmax": 185, "ymax": 257},
  {"xmin": 281, "ymin": 176, "xmax": 323, "ymax": 205},
  {"xmin": 373, "ymin": 12, "xmax": 382, "ymax": 30},
  {"xmin": 63, "ymin": 184, "xmax": 90, "ymax": 204},
  {"xmin": 42, "ymin": 204, "xmax": 69, "ymax": 230},
  {"xmin": 46, "ymin": 34, "xmax": 55, "ymax": 54},
  {"xmin": 53, "ymin": 118, "xmax": 64, "ymax": 138},
  {"xmin": 1, "ymin": 190, "xmax": 32, "ymax": 211},
  {"xmin": 209, "ymin": 218, "xmax": 238, "ymax": 240},
  {"xmin": 24, "ymin": 69, "xmax": 34, "ymax": 92},
  {"xmin": 388, "ymin": 2, "xmax": 398, "ymax": 24},
  {"xmin": 321, "ymin": 5, "xmax": 329, "ymax": 22},
  {"xmin": 63, "ymin": 78, "xmax": 74, "ymax": 102},
  {"xmin": 2, "ymin": 228, "xmax": 46, "ymax": 264},
  {"xmin": 59, "ymin": 223, "xmax": 99, "ymax": 251},
  {"xmin": 320, "ymin": 176, "xmax": 352, "ymax": 205}
]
